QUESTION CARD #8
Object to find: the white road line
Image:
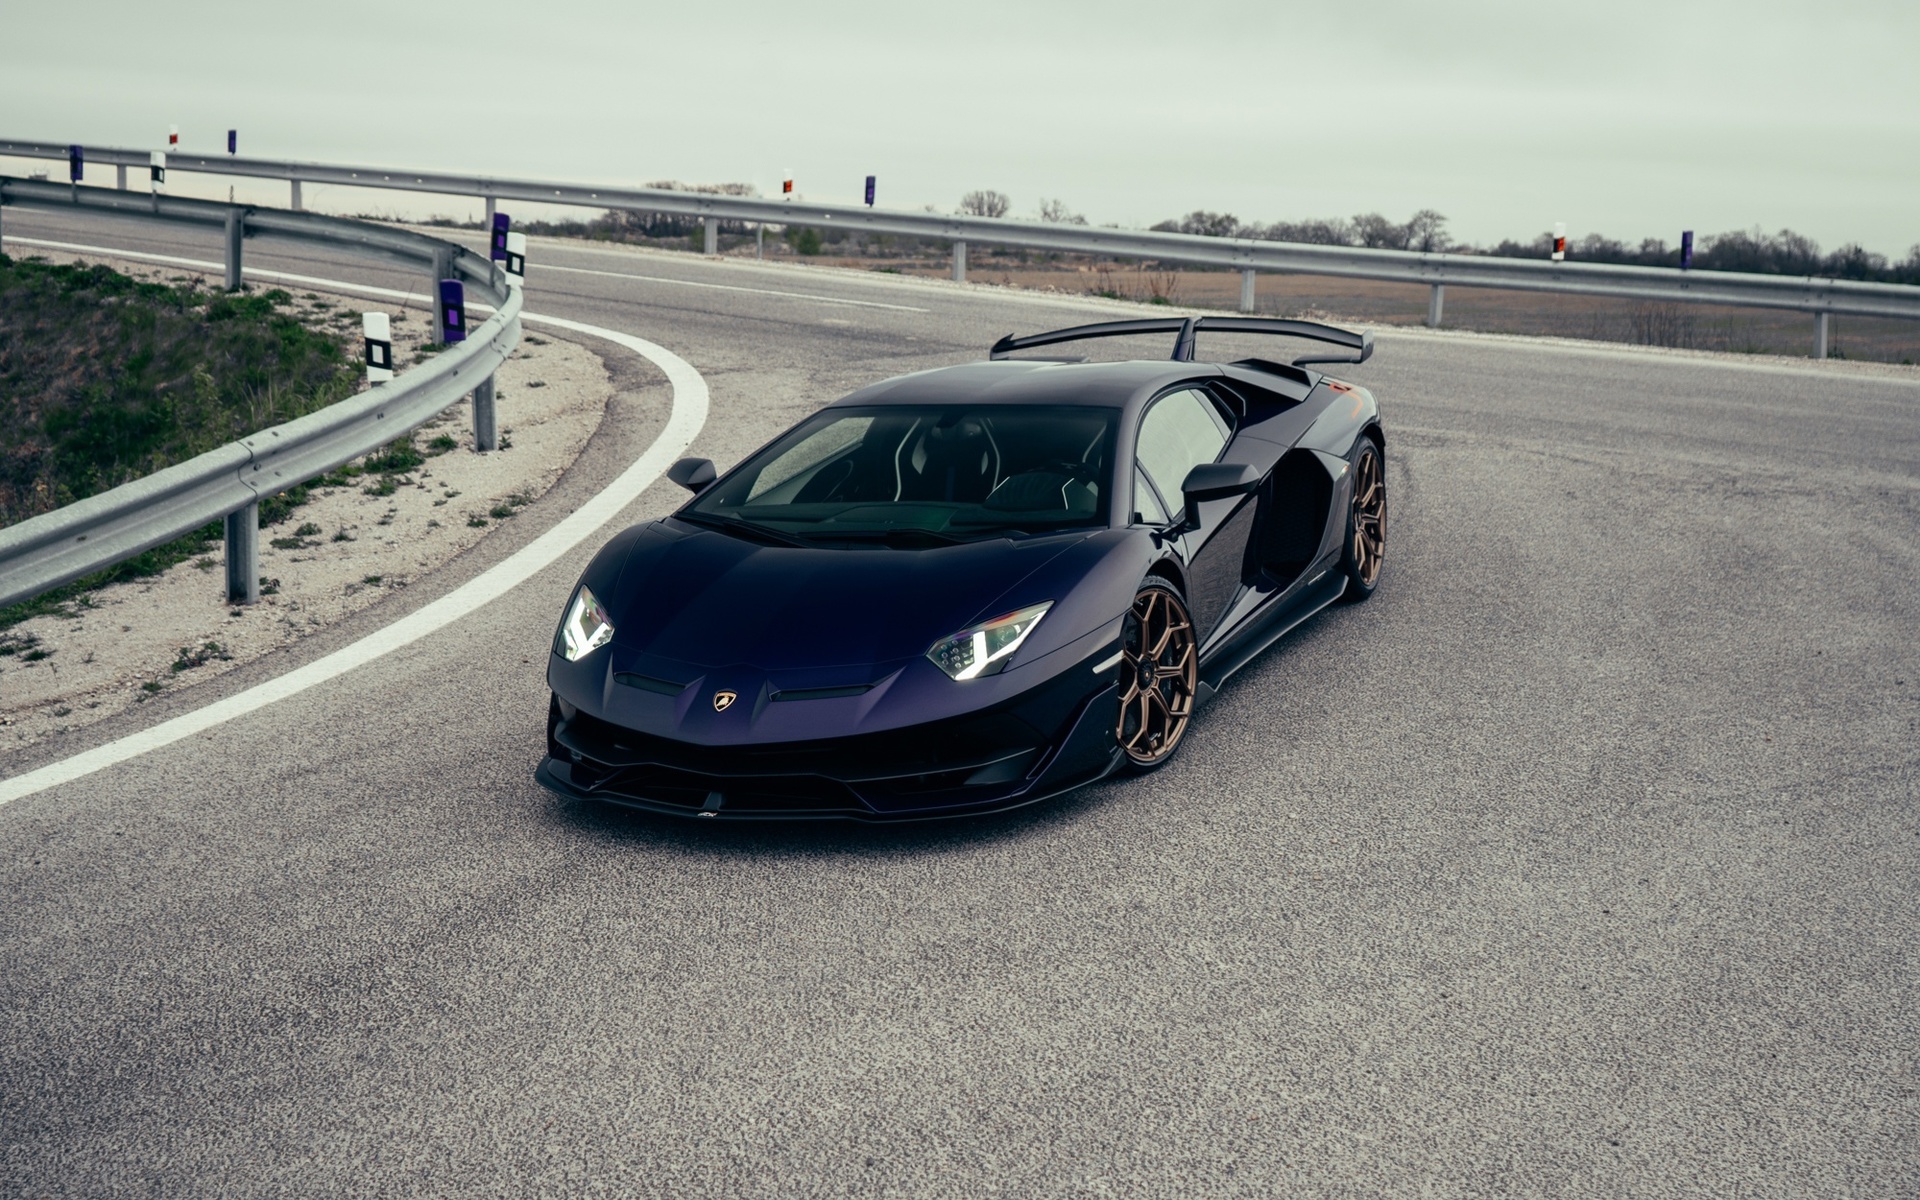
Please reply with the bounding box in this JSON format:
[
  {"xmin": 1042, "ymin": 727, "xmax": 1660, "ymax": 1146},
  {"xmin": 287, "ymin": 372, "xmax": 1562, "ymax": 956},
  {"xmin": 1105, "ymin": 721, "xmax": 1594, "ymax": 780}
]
[
  {"xmin": 533, "ymin": 261, "xmax": 930, "ymax": 312},
  {"xmin": 0, "ymin": 260, "xmax": 709, "ymax": 808}
]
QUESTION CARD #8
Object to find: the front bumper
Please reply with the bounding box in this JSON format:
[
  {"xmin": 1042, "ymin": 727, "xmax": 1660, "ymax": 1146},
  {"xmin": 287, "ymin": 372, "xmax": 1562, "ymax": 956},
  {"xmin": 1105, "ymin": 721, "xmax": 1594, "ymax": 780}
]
[{"xmin": 536, "ymin": 669, "xmax": 1122, "ymax": 821}]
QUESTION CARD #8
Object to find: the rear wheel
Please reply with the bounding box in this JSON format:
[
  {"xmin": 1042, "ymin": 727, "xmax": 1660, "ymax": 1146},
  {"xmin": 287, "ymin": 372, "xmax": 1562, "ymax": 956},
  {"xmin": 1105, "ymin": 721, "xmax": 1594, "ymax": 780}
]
[
  {"xmin": 1340, "ymin": 437, "xmax": 1386, "ymax": 601},
  {"xmin": 1117, "ymin": 579, "xmax": 1198, "ymax": 772}
]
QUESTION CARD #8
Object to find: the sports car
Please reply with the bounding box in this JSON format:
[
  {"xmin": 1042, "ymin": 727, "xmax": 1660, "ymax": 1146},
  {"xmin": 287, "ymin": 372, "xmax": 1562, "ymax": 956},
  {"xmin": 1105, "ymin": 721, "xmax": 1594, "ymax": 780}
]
[{"xmin": 537, "ymin": 316, "xmax": 1387, "ymax": 820}]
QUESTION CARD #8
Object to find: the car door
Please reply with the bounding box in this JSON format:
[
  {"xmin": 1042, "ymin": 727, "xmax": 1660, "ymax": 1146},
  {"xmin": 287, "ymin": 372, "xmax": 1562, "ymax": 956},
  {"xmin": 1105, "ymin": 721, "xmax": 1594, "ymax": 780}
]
[{"xmin": 1134, "ymin": 386, "xmax": 1254, "ymax": 642}]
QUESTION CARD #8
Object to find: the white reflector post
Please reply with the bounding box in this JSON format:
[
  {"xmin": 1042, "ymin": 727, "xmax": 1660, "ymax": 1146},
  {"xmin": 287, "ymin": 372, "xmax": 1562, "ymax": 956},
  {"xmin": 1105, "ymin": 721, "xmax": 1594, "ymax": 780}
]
[
  {"xmin": 505, "ymin": 232, "xmax": 527, "ymax": 288},
  {"xmin": 363, "ymin": 311, "xmax": 393, "ymax": 384},
  {"xmin": 149, "ymin": 150, "xmax": 166, "ymax": 191},
  {"xmin": 1552, "ymin": 221, "xmax": 1567, "ymax": 263}
]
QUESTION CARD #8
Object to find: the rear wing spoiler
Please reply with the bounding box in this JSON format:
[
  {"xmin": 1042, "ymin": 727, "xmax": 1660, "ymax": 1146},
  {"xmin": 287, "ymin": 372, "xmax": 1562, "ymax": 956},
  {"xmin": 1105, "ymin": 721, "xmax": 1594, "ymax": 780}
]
[{"xmin": 989, "ymin": 316, "xmax": 1373, "ymax": 369}]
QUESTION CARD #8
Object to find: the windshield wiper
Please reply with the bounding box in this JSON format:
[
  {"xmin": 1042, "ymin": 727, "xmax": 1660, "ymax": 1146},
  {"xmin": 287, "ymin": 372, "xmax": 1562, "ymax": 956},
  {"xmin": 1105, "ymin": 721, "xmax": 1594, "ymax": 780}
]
[{"xmin": 675, "ymin": 511, "xmax": 812, "ymax": 548}]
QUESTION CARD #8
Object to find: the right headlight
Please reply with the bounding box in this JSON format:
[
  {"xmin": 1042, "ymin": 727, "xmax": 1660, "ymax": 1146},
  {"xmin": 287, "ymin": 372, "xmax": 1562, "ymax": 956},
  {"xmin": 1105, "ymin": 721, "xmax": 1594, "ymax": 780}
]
[
  {"xmin": 926, "ymin": 601, "xmax": 1052, "ymax": 681},
  {"xmin": 558, "ymin": 584, "xmax": 615, "ymax": 661}
]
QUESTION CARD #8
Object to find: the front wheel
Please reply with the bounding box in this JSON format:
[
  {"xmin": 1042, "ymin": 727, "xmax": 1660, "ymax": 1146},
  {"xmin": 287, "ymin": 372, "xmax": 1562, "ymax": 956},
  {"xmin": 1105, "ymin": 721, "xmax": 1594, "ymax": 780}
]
[
  {"xmin": 1117, "ymin": 579, "xmax": 1199, "ymax": 773},
  {"xmin": 1340, "ymin": 437, "xmax": 1386, "ymax": 601}
]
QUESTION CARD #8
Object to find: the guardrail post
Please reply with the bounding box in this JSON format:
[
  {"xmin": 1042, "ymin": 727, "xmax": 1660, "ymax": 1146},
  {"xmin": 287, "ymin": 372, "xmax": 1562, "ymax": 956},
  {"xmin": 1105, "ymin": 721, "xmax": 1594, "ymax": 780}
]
[
  {"xmin": 1427, "ymin": 284, "xmax": 1445, "ymax": 328},
  {"xmin": 223, "ymin": 210, "xmax": 243, "ymax": 291},
  {"xmin": 952, "ymin": 240, "xmax": 967, "ymax": 283},
  {"xmin": 1239, "ymin": 269, "xmax": 1256, "ymax": 313},
  {"xmin": 225, "ymin": 502, "xmax": 259, "ymax": 605},
  {"xmin": 115, "ymin": 163, "xmax": 127, "ymax": 190},
  {"xmin": 290, "ymin": 179, "xmax": 302, "ymax": 211},
  {"xmin": 703, "ymin": 216, "xmax": 718, "ymax": 256},
  {"xmin": 485, "ymin": 196, "xmax": 495, "ymax": 229},
  {"xmin": 428, "ymin": 246, "xmax": 454, "ymax": 345},
  {"xmin": 1813, "ymin": 312, "xmax": 1830, "ymax": 359},
  {"xmin": 472, "ymin": 374, "xmax": 497, "ymax": 452},
  {"xmin": 755, "ymin": 224, "xmax": 764, "ymax": 258},
  {"xmin": 505, "ymin": 232, "xmax": 526, "ymax": 288}
]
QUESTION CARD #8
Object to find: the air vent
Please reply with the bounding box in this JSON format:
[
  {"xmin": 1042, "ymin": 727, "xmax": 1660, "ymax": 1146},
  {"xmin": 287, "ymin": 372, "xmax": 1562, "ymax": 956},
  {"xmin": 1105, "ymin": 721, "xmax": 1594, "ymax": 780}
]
[
  {"xmin": 614, "ymin": 672, "xmax": 687, "ymax": 696},
  {"xmin": 1228, "ymin": 357, "xmax": 1312, "ymax": 385},
  {"xmin": 770, "ymin": 684, "xmax": 873, "ymax": 702}
]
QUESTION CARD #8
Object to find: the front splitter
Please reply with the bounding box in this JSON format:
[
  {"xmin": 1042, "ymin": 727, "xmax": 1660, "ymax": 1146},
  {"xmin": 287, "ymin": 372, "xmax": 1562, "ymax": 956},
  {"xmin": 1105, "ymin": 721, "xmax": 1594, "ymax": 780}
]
[{"xmin": 534, "ymin": 756, "xmax": 1117, "ymax": 824}]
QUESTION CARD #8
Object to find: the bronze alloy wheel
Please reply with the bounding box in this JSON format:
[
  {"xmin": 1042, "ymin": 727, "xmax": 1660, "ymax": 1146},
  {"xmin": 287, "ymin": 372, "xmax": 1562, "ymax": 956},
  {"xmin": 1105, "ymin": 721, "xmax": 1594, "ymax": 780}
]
[
  {"xmin": 1344, "ymin": 440, "xmax": 1387, "ymax": 597},
  {"xmin": 1117, "ymin": 582, "xmax": 1199, "ymax": 769}
]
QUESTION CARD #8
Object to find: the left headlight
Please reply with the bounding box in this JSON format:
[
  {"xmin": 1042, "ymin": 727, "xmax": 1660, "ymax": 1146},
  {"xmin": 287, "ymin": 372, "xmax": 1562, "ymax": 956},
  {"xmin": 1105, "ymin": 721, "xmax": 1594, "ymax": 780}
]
[
  {"xmin": 926, "ymin": 601, "xmax": 1052, "ymax": 681},
  {"xmin": 558, "ymin": 584, "xmax": 615, "ymax": 661}
]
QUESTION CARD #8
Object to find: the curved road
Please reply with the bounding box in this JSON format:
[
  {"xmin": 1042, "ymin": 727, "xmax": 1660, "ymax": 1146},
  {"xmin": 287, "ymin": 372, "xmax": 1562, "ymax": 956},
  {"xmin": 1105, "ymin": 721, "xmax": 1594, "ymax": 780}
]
[{"xmin": 2, "ymin": 209, "xmax": 1916, "ymax": 1198}]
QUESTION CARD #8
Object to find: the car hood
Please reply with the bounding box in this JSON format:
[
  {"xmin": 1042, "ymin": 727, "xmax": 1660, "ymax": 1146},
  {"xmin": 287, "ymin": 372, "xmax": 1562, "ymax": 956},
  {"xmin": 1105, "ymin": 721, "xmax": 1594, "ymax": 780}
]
[{"xmin": 603, "ymin": 521, "xmax": 1091, "ymax": 672}]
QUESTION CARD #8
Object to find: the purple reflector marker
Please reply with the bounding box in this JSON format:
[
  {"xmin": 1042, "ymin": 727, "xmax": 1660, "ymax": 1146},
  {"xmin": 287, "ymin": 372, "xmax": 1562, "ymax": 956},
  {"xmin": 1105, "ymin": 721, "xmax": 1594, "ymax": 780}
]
[
  {"xmin": 227, "ymin": 129, "xmax": 236, "ymax": 155},
  {"xmin": 1680, "ymin": 230, "xmax": 1694, "ymax": 271},
  {"xmin": 864, "ymin": 175, "xmax": 875, "ymax": 206},
  {"xmin": 68, "ymin": 145, "xmax": 83, "ymax": 183},
  {"xmin": 438, "ymin": 279, "xmax": 468, "ymax": 344},
  {"xmin": 491, "ymin": 212, "xmax": 511, "ymax": 261}
]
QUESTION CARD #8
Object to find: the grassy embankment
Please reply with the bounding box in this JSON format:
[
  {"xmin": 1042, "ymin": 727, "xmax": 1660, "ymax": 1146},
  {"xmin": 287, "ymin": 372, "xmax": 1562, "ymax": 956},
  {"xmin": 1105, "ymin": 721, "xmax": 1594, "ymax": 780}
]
[{"xmin": 0, "ymin": 255, "xmax": 435, "ymax": 632}]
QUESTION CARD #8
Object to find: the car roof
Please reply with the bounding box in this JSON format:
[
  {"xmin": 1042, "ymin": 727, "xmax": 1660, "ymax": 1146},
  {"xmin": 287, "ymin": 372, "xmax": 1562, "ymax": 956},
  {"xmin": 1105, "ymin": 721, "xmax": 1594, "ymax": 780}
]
[{"xmin": 828, "ymin": 359, "xmax": 1225, "ymax": 412}]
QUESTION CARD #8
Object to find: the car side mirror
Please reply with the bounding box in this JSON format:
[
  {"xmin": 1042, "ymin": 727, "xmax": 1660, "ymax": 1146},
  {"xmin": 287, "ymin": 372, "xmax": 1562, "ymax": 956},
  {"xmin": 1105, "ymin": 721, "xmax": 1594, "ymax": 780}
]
[
  {"xmin": 1179, "ymin": 461, "xmax": 1260, "ymax": 526},
  {"xmin": 667, "ymin": 456, "xmax": 717, "ymax": 494}
]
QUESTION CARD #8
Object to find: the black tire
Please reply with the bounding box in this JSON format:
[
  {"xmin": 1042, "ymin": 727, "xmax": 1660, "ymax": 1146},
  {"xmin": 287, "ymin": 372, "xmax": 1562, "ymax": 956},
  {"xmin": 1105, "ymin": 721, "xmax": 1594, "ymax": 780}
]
[
  {"xmin": 1117, "ymin": 578, "xmax": 1199, "ymax": 773},
  {"xmin": 1339, "ymin": 437, "xmax": 1386, "ymax": 602}
]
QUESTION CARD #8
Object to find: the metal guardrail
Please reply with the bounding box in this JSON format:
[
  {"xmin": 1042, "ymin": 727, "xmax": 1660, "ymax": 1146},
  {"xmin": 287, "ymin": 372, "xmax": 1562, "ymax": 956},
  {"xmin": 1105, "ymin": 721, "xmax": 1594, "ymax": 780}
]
[
  {"xmin": 4, "ymin": 138, "xmax": 1915, "ymax": 358},
  {"xmin": 0, "ymin": 177, "xmax": 521, "ymax": 609}
]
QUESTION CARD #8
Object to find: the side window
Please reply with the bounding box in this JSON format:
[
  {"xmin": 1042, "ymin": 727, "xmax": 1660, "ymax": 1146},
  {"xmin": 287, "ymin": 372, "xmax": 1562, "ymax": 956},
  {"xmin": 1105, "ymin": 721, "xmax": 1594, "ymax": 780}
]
[
  {"xmin": 1133, "ymin": 465, "xmax": 1170, "ymax": 525},
  {"xmin": 1136, "ymin": 389, "xmax": 1228, "ymax": 509}
]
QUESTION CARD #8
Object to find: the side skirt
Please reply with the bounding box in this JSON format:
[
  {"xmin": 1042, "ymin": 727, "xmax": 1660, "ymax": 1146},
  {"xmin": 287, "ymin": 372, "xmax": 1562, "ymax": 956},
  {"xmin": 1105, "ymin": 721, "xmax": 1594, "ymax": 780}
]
[{"xmin": 1194, "ymin": 571, "xmax": 1348, "ymax": 705}]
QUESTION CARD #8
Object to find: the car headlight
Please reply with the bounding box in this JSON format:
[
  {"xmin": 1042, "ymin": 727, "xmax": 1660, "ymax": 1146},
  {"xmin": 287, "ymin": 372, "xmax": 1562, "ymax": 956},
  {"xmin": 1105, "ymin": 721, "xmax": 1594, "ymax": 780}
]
[
  {"xmin": 926, "ymin": 601, "xmax": 1052, "ymax": 681},
  {"xmin": 559, "ymin": 584, "xmax": 615, "ymax": 661}
]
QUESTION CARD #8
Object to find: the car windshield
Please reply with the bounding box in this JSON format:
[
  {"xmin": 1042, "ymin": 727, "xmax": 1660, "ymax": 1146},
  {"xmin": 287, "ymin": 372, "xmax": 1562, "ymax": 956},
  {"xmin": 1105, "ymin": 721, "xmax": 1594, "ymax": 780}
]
[{"xmin": 683, "ymin": 405, "xmax": 1116, "ymax": 543}]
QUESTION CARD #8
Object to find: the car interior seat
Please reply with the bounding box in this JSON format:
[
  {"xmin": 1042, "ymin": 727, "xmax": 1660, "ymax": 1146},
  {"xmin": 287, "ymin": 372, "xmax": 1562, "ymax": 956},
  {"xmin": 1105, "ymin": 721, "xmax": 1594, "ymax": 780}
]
[{"xmin": 899, "ymin": 416, "xmax": 998, "ymax": 503}]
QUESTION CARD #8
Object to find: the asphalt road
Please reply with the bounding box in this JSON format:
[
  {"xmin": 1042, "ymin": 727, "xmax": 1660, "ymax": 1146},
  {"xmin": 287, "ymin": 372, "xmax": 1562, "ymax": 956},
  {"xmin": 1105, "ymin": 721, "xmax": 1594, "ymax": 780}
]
[{"xmin": 2, "ymin": 208, "xmax": 1916, "ymax": 1198}]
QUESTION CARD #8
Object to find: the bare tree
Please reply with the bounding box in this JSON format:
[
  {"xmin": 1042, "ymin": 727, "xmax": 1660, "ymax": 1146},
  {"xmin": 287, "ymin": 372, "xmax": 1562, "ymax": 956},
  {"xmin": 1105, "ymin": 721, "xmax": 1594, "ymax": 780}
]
[
  {"xmin": 958, "ymin": 190, "xmax": 1011, "ymax": 218},
  {"xmin": 1351, "ymin": 212, "xmax": 1408, "ymax": 250},
  {"xmin": 1187, "ymin": 211, "xmax": 1241, "ymax": 239},
  {"xmin": 1404, "ymin": 209, "xmax": 1451, "ymax": 253},
  {"xmin": 1036, "ymin": 197, "xmax": 1086, "ymax": 224},
  {"xmin": 1151, "ymin": 211, "xmax": 1241, "ymax": 239},
  {"xmin": 1252, "ymin": 217, "xmax": 1355, "ymax": 246}
]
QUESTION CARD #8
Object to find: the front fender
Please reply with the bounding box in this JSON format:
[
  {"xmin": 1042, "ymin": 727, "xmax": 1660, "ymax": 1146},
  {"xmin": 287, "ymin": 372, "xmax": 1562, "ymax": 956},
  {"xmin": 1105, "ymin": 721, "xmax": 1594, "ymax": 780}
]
[{"xmin": 981, "ymin": 527, "xmax": 1163, "ymax": 672}]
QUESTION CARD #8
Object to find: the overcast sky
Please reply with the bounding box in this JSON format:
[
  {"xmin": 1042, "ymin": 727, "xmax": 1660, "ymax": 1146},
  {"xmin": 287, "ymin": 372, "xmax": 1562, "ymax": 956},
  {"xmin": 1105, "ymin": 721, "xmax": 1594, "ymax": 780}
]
[{"xmin": 6, "ymin": 0, "xmax": 1916, "ymax": 255}]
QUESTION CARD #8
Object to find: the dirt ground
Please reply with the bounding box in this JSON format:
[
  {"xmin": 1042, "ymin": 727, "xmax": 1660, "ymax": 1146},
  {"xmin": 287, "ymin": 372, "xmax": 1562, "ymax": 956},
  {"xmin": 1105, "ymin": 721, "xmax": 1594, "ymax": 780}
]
[{"xmin": 0, "ymin": 252, "xmax": 611, "ymax": 749}]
